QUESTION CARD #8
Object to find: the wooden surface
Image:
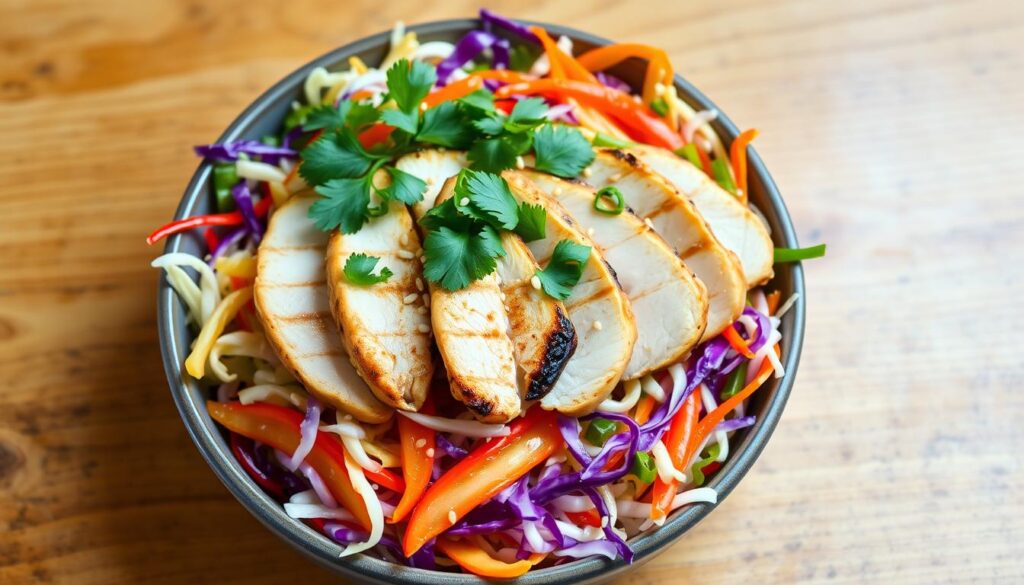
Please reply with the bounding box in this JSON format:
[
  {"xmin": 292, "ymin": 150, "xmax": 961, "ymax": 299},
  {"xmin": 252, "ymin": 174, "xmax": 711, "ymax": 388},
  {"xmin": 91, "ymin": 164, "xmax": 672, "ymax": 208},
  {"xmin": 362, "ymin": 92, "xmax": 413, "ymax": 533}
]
[{"xmin": 1, "ymin": 0, "xmax": 1021, "ymax": 583}]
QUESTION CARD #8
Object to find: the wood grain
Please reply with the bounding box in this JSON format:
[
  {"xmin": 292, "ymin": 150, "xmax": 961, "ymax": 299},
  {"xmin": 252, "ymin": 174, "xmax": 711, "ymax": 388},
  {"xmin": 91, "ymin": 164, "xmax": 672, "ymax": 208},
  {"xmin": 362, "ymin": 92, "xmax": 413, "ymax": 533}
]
[{"xmin": 1, "ymin": 0, "xmax": 1022, "ymax": 583}]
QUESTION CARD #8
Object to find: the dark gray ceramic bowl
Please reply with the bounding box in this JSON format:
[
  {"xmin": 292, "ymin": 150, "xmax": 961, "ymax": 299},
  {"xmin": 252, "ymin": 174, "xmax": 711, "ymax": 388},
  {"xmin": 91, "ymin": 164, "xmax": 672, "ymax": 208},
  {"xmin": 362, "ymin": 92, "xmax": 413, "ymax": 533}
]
[{"xmin": 157, "ymin": 17, "xmax": 806, "ymax": 585}]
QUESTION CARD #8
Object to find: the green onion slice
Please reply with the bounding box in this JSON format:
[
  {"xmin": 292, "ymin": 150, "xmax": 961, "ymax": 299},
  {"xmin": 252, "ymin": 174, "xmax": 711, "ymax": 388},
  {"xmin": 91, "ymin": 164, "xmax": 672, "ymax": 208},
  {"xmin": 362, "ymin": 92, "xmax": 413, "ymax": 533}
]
[
  {"xmin": 773, "ymin": 244, "xmax": 827, "ymax": 263},
  {"xmin": 593, "ymin": 186, "xmax": 625, "ymax": 215},
  {"xmin": 585, "ymin": 418, "xmax": 618, "ymax": 446},
  {"xmin": 592, "ymin": 133, "xmax": 636, "ymax": 149}
]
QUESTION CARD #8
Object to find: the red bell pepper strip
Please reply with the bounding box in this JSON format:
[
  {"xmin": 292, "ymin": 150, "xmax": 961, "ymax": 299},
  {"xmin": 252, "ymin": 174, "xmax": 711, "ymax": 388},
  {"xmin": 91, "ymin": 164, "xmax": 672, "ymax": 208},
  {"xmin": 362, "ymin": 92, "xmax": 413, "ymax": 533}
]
[
  {"xmin": 207, "ymin": 401, "xmax": 373, "ymax": 529},
  {"xmin": 402, "ymin": 406, "xmax": 562, "ymax": 556},
  {"xmin": 495, "ymin": 79, "xmax": 683, "ymax": 150},
  {"xmin": 436, "ymin": 537, "xmax": 545, "ymax": 578},
  {"xmin": 390, "ymin": 403, "xmax": 436, "ymax": 523},
  {"xmin": 203, "ymin": 228, "xmax": 220, "ymax": 253},
  {"xmin": 650, "ymin": 389, "xmax": 703, "ymax": 521},
  {"xmin": 147, "ymin": 195, "xmax": 272, "ymax": 246},
  {"xmin": 730, "ymin": 128, "xmax": 759, "ymax": 204},
  {"xmin": 566, "ymin": 509, "xmax": 602, "ymax": 528},
  {"xmin": 357, "ymin": 123, "xmax": 395, "ymax": 150}
]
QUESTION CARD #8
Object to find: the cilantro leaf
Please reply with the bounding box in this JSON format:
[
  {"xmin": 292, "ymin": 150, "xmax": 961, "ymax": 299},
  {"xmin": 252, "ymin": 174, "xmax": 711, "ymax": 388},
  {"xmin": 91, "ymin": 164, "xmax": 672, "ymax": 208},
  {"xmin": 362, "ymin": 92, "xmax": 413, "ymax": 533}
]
[
  {"xmin": 509, "ymin": 44, "xmax": 542, "ymax": 72},
  {"xmin": 379, "ymin": 166, "xmax": 426, "ymax": 205},
  {"xmin": 468, "ymin": 137, "xmax": 522, "ymax": 172},
  {"xmin": 417, "ymin": 102, "xmax": 474, "ymax": 148},
  {"xmin": 532, "ymin": 124, "xmax": 596, "ymax": 178},
  {"xmin": 422, "ymin": 224, "xmax": 505, "ymax": 290},
  {"xmin": 419, "ymin": 197, "xmax": 471, "ymax": 232},
  {"xmin": 380, "ymin": 107, "xmax": 420, "ymax": 135},
  {"xmin": 535, "ymin": 239, "xmax": 591, "ymax": 300},
  {"xmin": 299, "ymin": 129, "xmax": 376, "ymax": 185},
  {"xmin": 309, "ymin": 177, "xmax": 371, "ymax": 234},
  {"xmin": 472, "ymin": 116, "xmax": 506, "ymax": 136},
  {"xmin": 457, "ymin": 169, "xmax": 520, "ymax": 230},
  {"xmin": 303, "ymin": 104, "xmax": 348, "ymax": 132},
  {"xmin": 346, "ymin": 101, "xmax": 381, "ymax": 130},
  {"xmin": 385, "ymin": 59, "xmax": 436, "ymax": 113},
  {"xmin": 457, "ymin": 89, "xmax": 496, "ymax": 114},
  {"xmin": 343, "ymin": 253, "xmax": 393, "ymax": 285},
  {"xmin": 514, "ymin": 203, "xmax": 546, "ymax": 242},
  {"xmin": 505, "ymin": 97, "xmax": 548, "ymax": 133}
]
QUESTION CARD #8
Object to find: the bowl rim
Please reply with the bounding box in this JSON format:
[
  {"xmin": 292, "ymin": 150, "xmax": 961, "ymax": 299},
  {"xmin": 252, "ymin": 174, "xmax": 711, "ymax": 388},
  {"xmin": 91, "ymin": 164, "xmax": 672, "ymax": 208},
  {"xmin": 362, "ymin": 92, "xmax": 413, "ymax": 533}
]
[{"xmin": 157, "ymin": 17, "xmax": 805, "ymax": 585}]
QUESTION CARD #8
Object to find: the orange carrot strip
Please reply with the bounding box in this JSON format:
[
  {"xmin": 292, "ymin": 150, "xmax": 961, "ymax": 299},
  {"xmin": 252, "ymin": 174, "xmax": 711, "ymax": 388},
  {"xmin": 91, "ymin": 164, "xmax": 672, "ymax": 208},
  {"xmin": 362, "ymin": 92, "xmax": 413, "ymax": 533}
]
[
  {"xmin": 730, "ymin": 128, "xmax": 759, "ymax": 204},
  {"xmin": 722, "ymin": 325, "xmax": 755, "ymax": 359}
]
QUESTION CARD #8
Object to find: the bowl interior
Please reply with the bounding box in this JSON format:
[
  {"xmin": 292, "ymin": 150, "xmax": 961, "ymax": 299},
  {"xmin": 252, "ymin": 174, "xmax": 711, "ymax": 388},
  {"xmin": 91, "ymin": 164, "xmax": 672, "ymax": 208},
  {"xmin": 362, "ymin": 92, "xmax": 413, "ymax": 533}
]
[{"xmin": 158, "ymin": 18, "xmax": 805, "ymax": 585}]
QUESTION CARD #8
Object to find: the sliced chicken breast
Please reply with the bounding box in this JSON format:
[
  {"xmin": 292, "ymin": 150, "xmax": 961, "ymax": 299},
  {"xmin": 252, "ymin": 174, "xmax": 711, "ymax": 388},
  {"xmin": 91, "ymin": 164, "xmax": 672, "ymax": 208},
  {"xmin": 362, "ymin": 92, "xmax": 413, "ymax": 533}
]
[
  {"xmin": 400, "ymin": 150, "xmax": 578, "ymax": 403},
  {"xmin": 255, "ymin": 195, "xmax": 390, "ymax": 423},
  {"xmin": 395, "ymin": 150, "xmax": 468, "ymax": 218},
  {"xmin": 325, "ymin": 198, "xmax": 433, "ymax": 412},
  {"xmin": 504, "ymin": 172, "xmax": 637, "ymax": 416},
  {"xmin": 428, "ymin": 180, "xmax": 520, "ymax": 422},
  {"xmin": 626, "ymin": 144, "xmax": 774, "ymax": 287},
  {"xmin": 585, "ymin": 150, "xmax": 747, "ymax": 341},
  {"xmin": 519, "ymin": 171, "xmax": 707, "ymax": 379}
]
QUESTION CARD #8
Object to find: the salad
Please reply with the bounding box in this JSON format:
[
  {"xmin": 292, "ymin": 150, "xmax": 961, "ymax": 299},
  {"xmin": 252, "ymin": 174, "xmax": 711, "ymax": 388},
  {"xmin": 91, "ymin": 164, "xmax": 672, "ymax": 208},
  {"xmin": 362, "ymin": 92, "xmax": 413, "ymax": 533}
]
[{"xmin": 150, "ymin": 9, "xmax": 824, "ymax": 578}]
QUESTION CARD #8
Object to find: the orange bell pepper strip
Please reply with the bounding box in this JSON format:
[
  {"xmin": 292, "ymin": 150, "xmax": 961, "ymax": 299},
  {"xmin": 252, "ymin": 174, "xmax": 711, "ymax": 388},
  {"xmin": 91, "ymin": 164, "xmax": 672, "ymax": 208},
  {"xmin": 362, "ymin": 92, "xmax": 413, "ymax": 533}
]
[
  {"xmin": 530, "ymin": 26, "xmax": 598, "ymax": 84},
  {"xmin": 649, "ymin": 389, "xmax": 703, "ymax": 522},
  {"xmin": 402, "ymin": 406, "xmax": 561, "ymax": 556},
  {"xmin": 577, "ymin": 43, "xmax": 673, "ymax": 105},
  {"xmin": 722, "ymin": 325, "xmax": 756, "ymax": 359},
  {"xmin": 765, "ymin": 290, "xmax": 781, "ymax": 315},
  {"xmin": 495, "ymin": 79, "xmax": 683, "ymax": 150},
  {"xmin": 436, "ymin": 537, "xmax": 544, "ymax": 578},
  {"xmin": 730, "ymin": 128, "xmax": 759, "ymax": 204},
  {"xmin": 357, "ymin": 123, "xmax": 394, "ymax": 150},
  {"xmin": 390, "ymin": 403, "xmax": 436, "ymax": 523},
  {"xmin": 633, "ymin": 394, "xmax": 658, "ymax": 425},
  {"xmin": 207, "ymin": 401, "xmax": 372, "ymax": 530},
  {"xmin": 423, "ymin": 75, "xmax": 484, "ymax": 109}
]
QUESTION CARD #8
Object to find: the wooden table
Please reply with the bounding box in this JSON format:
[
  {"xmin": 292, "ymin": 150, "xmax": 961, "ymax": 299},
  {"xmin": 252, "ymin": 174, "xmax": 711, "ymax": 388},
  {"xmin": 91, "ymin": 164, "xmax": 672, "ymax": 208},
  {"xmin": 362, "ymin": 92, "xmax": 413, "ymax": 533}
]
[{"xmin": 1, "ymin": 0, "xmax": 1020, "ymax": 582}]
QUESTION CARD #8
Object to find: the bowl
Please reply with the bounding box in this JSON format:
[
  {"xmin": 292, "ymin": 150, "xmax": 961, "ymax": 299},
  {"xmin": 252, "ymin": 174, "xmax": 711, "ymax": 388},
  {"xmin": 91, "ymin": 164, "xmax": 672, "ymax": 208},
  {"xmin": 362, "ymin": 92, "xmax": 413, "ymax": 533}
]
[{"xmin": 157, "ymin": 17, "xmax": 806, "ymax": 585}]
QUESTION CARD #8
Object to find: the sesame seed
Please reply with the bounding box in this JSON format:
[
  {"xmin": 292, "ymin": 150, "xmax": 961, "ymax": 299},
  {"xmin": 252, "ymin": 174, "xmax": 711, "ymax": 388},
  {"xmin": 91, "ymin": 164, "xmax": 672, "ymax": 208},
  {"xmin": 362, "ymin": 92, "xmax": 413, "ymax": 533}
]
[
  {"xmin": 552, "ymin": 187, "xmax": 562, "ymax": 196},
  {"xmin": 418, "ymin": 323, "xmax": 430, "ymax": 333},
  {"xmin": 609, "ymin": 173, "xmax": 622, "ymax": 182},
  {"xmin": 420, "ymin": 255, "xmax": 427, "ymax": 264},
  {"xmin": 586, "ymin": 227, "xmax": 595, "ymax": 237},
  {"xmin": 423, "ymin": 293, "xmax": 431, "ymax": 306},
  {"xmin": 593, "ymin": 320, "xmax": 603, "ymax": 331},
  {"xmin": 448, "ymin": 510, "xmax": 457, "ymax": 524},
  {"xmin": 372, "ymin": 483, "xmax": 380, "ymax": 491},
  {"xmin": 399, "ymin": 233, "xmax": 409, "ymax": 246},
  {"xmin": 403, "ymin": 293, "xmax": 418, "ymax": 304},
  {"xmin": 581, "ymin": 167, "xmax": 592, "ymax": 177},
  {"xmin": 426, "ymin": 178, "xmax": 434, "ymax": 186},
  {"xmin": 500, "ymin": 292, "xmax": 506, "ymax": 301},
  {"xmin": 416, "ymin": 277, "xmax": 424, "ymax": 291},
  {"xmin": 426, "ymin": 447, "xmax": 435, "ymax": 457},
  {"xmin": 515, "ymin": 156, "xmax": 525, "ymax": 169},
  {"xmin": 415, "ymin": 438, "xmax": 426, "ymax": 448},
  {"xmin": 459, "ymin": 197, "xmax": 470, "ymax": 206},
  {"xmin": 644, "ymin": 218, "xmax": 655, "ymax": 229},
  {"xmin": 530, "ymin": 275, "xmax": 542, "ymax": 290},
  {"xmin": 417, "ymin": 306, "xmax": 427, "ymax": 315},
  {"xmin": 397, "ymin": 249, "xmax": 415, "ymax": 259}
]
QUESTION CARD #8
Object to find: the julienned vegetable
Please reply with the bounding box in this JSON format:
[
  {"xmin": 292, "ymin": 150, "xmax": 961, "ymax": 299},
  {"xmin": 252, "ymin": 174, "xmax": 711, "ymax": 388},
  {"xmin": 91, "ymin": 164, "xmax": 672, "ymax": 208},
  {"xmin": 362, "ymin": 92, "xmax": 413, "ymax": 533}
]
[
  {"xmin": 149, "ymin": 9, "xmax": 812, "ymax": 578},
  {"xmin": 402, "ymin": 406, "xmax": 561, "ymax": 555},
  {"xmin": 774, "ymin": 244, "xmax": 827, "ymax": 263}
]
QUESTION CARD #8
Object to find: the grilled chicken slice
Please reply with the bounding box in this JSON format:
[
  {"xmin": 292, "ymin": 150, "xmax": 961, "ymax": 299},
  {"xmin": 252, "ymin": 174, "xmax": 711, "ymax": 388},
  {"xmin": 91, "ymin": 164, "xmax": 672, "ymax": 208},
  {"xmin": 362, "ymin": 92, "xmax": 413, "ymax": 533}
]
[
  {"xmin": 504, "ymin": 172, "xmax": 637, "ymax": 416},
  {"xmin": 399, "ymin": 149, "xmax": 578, "ymax": 403},
  {"xmin": 394, "ymin": 150, "xmax": 468, "ymax": 217},
  {"xmin": 325, "ymin": 198, "xmax": 433, "ymax": 412},
  {"xmin": 254, "ymin": 195, "xmax": 390, "ymax": 423},
  {"xmin": 428, "ymin": 180, "xmax": 520, "ymax": 422},
  {"xmin": 626, "ymin": 144, "xmax": 774, "ymax": 287},
  {"xmin": 520, "ymin": 171, "xmax": 707, "ymax": 379},
  {"xmin": 585, "ymin": 150, "xmax": 746, "ymax": 341}
]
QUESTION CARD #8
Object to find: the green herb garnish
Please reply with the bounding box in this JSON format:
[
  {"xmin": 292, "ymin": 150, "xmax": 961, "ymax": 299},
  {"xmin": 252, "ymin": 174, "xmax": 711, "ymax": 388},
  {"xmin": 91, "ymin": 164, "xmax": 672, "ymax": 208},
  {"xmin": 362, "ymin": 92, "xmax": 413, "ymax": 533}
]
[
  {"xmin": 343, "ymin": 253, "xmax": 393, "ymax": 285},
  {"xmin": 773, "ymin": 244, "xmax": 827, "ymax": 263},
  {"xmin": 534, "ymin": 240, "xmax": 591, "ymax": 300}
]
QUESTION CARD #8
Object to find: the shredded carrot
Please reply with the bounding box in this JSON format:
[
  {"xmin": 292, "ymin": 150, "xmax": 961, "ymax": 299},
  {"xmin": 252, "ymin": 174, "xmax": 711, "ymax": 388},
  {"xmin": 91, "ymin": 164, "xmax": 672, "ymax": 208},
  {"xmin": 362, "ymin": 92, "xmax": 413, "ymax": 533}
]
[
  {"xmin": 422, "ymin": 75, "xmax": 484, "ymax": 108},
  {"xmin": 693, "ymin": 345, "xmax": 778, "ymax": 442},
  {"xmin": 765, "ymin": 291, "xmax": 781, "ymax": 315},
  {"xmin": 634, "ymin": 394, "xmax": 657, "ymax": 425},
  {"xmin": 530, "ymin": 26, "xmax": 567, "ymax": 80},
  {"xmin": 722, "ymin": 325, "xmax": 755, "ymax": 359},
  {"xmin": 469, "ymin": 69, "xmax": 538, "ymax": 84},
  {"xmin": 529, "ymin": 27, "xmax": 598, "ymax": 84},
  {"xmin": 695, "ymin": 145, "xmax": 714, "ymax": 177},
  {"xmin": 730, "ymin": 128, "xmax": 759, "ymax": 204}
]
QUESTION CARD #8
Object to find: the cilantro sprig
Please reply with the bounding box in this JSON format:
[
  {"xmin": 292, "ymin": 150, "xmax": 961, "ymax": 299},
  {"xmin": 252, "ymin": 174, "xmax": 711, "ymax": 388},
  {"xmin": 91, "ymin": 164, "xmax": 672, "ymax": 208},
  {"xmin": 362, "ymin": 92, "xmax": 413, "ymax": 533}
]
[
  {"xmin": 343, "ymin": 253, "xmax": 393, "ymax": 285},
  {"xmin": 535, "ymin": 240, "xmax": 592, "ymax": 300}
]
